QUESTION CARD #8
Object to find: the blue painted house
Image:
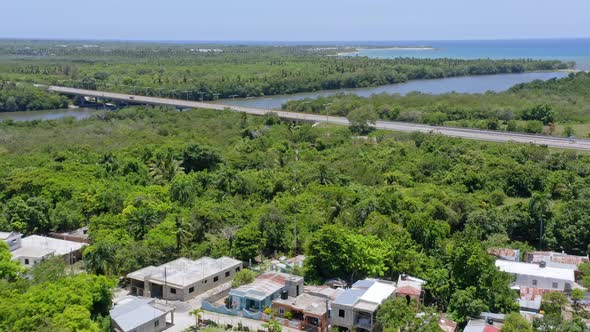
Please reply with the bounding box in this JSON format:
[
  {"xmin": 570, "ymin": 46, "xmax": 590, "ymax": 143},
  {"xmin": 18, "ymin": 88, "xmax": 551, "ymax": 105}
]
[{"xmin": 229, "ymin": 272, "xmax": 304, "ymax": 312}]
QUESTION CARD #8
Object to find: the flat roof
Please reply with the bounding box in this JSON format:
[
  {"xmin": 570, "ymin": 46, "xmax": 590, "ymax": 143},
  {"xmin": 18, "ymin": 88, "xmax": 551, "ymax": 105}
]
[
  {"xmin": 273, "ymin": 293, "xmax": 328, "ymax": 316},
  {"xmin": 127, "ymin": 256, "xmax": 242, "ymax": 288},
  {"xmin": 304, "ymin": 285, "xmax": 345, "ymax": 300},
  {"xmin": 111, "ymin": 296, "xmax": 173, "ymax": 332},
  {"xmin": 495, "ymin": 260, "xmax": 575, "ymax": 282},
  {"xmin": 0, "ymin": 231, "xmax": 20, "ymax": 240},
  {"xmin": 10, "ymin": 235, "xmax": 84, "ymax": 260},
  {"xmin": 20, "ymin": 235, "xmax": 84, "ymax": 255},
  {"xmin": 11, "ymin": 246, "xmax": 54, "ymax": 259}
]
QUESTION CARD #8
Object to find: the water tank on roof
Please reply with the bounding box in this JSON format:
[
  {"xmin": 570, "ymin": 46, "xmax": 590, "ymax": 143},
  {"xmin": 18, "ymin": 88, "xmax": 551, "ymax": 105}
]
[{"xmin": 281, "ymin": 290, "xmax": 289, "ymax": 300}]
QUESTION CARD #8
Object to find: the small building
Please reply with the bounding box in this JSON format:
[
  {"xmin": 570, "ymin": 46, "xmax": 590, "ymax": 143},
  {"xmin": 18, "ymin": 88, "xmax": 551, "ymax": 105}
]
[
  {"xmin": 271, "ymin": 255, "xmax": 305, "ymax": 274},
  {"xmin": 110, "ymin": 296, "xmax": 174, "ymax": 332},
  {"xmin": 524, "ymin": 251, "xmax": 589, "ymax": 270},
  {"xmin": 272, "ymin": 293, "xmax": 330, "ymax": 332},
  {"xmin": 465, "ymin": 313, "xmax": 505, "ymax": 332},
  {"xmin": 229, "ymin": 272, "xmax": 304, "ymax": 312},
  {"xmin": 304, "ymin": 285, "xmax": 345, "ymax": 301},
  {"xmin": 0, "ymin": 231, "xmax": 22, "ymax": 252},
  {"xmin": 330, "ymin": 279, "xmax": 397, "ymax": 332},
  {"xmin": 8, "ymin": 234, "xmax": 84, "ymax": 267},
  {"xmin": 49, "ymin": 226, "xmax": 90, "ymax": 244},
  {"xmin": 395, "ymin": 274, "xmax": 426, "ymax": 304},
  {"xmin": 463, "ymin": 319, "xmax": 501, "ymax": 332},
  {"xmin": 488, "ymin": 248, "xmax": 521, "ymax": 262},
  {"xmin": 438, "ymin": 315, "xmax": 458, "ymax": 332},
  {"xmin": 517, "ymin": 287, "xmax": 555, "ymax": 313},
  {"xmin": 127, "ymin": 256, "xmax": 242, "ymax": 301},
  {"xmin": 495, "ymin": 260, "xmax": 578, "ymax": 291}
]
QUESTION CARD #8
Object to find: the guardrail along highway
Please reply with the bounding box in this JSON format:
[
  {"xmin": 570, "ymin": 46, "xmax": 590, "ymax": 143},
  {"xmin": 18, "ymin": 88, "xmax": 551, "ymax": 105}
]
[{"xmin": 48, "ymin": 86, "xmax": 590, "ymax": 151}]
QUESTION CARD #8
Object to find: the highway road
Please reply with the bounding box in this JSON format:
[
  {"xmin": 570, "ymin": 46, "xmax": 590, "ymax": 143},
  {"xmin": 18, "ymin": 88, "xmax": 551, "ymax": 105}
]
[{"xmin": 48, "ymin": 86, "xmax": 590, "ymax": 151}]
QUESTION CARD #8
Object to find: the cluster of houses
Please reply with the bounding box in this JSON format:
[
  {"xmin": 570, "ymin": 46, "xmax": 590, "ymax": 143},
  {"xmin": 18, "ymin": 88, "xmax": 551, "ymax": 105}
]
[
  {"xmin": 111, "ymin": 248, "xmax": 590, "ymax": 332},
  {"xmin": 116, "ymin": 254, "xmax": 435, "ymax": 332},
  {"xmin": 203, "ymin": 270, "xmax": 432, "ymax": 332},
  {"xmin": 464, "ymin": 248, "xmax": 590, "ymax": 331},
  {"xmin": 5, "ymin": 224, "xmax": 589, "ymax": 332}
]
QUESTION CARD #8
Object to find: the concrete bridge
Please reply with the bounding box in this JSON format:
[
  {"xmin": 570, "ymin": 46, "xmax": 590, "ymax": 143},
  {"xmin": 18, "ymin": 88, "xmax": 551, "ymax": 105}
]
[{"xmin": 48, "ymin": 86, "xmax": 590, "ymax": 151}]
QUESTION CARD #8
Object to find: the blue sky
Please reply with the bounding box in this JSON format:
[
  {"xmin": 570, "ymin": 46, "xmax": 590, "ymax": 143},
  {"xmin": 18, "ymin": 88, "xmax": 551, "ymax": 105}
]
[{"xmin": 3, "ymin": 0, "xmax": 590, "ymax": 41}]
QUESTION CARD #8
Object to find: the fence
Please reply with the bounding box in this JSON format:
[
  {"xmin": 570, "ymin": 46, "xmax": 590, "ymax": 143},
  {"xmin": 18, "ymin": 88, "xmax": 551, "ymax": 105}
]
[{"xmin": 202, "ymin": 300, "xmax": 262, "ymax": 321}]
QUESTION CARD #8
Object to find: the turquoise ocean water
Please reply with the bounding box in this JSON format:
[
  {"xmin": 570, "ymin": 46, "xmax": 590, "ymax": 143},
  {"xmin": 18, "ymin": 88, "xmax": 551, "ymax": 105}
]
[{"xmin": 343, "ymin": 39, "xmax": 590, "ymax": 70}]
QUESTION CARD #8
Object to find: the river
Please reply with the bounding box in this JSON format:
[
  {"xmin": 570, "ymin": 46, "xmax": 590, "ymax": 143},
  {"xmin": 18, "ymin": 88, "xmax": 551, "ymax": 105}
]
[
  {"xmin": 0, "ymin": 71, "xmax": 568, "ymax": 121},
  {"xmin": 212, "ymin": 71, "xmax": 568, "ymax": 110}
]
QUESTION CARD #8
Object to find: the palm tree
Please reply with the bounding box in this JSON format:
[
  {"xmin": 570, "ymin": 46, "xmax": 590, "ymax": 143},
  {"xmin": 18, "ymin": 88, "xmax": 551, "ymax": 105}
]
[
  {"xmin": 262, "ymin": 318, "xmax": 282, "ymax": 332},
  {"xmin": 174, "ymin": 216, "xmax": 193, "ymax": 251},
  {"xmin": 148, "ymin": 151, "xmax": 184, "ymax": 183},
  {"xmin": 83, "ymin": 242, "xmax": 118, "ymax": 276},
  {"xmin": 190, "ymin": 308, "xmax": 204, "ymax": 330}
]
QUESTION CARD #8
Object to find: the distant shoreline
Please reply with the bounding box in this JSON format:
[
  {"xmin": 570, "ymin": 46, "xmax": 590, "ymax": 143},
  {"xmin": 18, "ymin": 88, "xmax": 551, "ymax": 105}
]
[{"xmin": 337, "ymin": 46, "xmax": 436, "ymax": 56}]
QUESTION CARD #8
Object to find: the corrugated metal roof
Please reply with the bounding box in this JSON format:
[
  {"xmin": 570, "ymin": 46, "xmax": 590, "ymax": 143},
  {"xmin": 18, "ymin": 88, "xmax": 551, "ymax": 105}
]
[
  {"xmin": 230, "ymin": 272, "xmax": 301, "ymax": 300},
  {"xmin": 110, "ymin": 296, "xmax": 172, "ymax": 332},
  {"xmin": 333, "ymin": 289, "xmax": 366, "ymax": 306},
  {"xmin": 495, "ymin": 260, "xmax": 575, "ymax": 281},
  {"xmin": 333, "ymin": 279, "xmax": 396, "ymax": 308}
]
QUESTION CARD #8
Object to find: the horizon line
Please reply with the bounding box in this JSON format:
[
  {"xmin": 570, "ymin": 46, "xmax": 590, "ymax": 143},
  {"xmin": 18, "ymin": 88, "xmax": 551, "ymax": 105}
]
[{"xmin": 1, "ymin": 36, "xmax": 589, "ymax": 45}]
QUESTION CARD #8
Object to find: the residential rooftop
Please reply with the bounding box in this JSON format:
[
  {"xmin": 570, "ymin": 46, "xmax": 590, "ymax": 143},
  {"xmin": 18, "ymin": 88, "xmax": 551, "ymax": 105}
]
[
  {"xmin": 396, "ymin": 274, "xmax": 426, "ymax": 297},
  {"xmin": 110, "ymin": 296, "xmax": 173, "ymax": 332},
  {"xmin": 463, "ymin": 319, "xmax": 501, "ymax": 332},
  {"xmin": 488, "ymin": 248, "xmax": 521, "ymax": 262},
  {"xmin": 273, "ymin": 293, "xmax": 328, "ymax": 316},
  {"xmin": 495, "ymin": 260, "xmax": 575, "ymax": 282},
  {"xmin": 230, "ymin": 272, "xmax": 303, "ymax": 301},
  {"xmin": 0, "ymin": 231, "xmax": 18, "ymax": 240},
  {"xmin": 127, "ymin": 256, "xmax": 241, "ymax": 288},
  {"xmin": 11, "ymin": 235, "xmax": 84, "ymax": 260},
  {"xmin": 525, "ymin": 251, "xmax": 588, "ymax": 270},
  {"xmin": 333, "ymin": 279, "xmax": 396, "ymax": 312},
  {"xmin": 304, "ymin": 285, "xmax": 345, "ymax": 300}
]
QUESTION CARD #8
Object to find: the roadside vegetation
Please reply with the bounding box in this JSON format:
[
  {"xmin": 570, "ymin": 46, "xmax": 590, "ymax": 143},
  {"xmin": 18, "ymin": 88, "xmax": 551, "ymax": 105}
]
[
  {"xmin": 283, "ymin": 72, "xmax": 590, "ymax": 136},
  {"xmin": 2, "ymin": 107, "xmax": 590, "ymax": 328}
]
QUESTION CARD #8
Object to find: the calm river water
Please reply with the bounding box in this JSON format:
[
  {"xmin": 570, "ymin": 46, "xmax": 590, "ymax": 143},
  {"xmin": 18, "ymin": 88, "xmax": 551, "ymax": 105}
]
[{"xmin": 0, "ymin": 71, "xmax": 568, "ymax": 121}]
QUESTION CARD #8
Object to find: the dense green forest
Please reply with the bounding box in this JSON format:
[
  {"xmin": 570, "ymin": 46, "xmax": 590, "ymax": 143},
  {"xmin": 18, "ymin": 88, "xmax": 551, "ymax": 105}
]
[
  {"xmin": 0, "ymin": 40, "xmax": 568, "ymax": 108},
  {"xmin": 2, "ymin": 107, "xmax": 590, "ymax": 329},
  {"xmin": 283, "ymin": 72, "xmax": 590, "ymax": 136},
  {"xmin": 0, "ymin": 81, "xmax": 68, "ymax": 112}
]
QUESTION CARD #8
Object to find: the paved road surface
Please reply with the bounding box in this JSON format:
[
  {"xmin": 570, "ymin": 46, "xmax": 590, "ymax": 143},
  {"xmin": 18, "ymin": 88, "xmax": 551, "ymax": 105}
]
[{"xmin": 48, "ymin": 86, "xmax": 590, "ymax": 151}]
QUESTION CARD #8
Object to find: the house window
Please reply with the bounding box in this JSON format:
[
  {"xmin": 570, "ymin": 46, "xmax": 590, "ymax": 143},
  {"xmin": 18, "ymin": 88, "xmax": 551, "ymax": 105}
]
[
  {"xmin": 236, "ymin": 267, "xmax": 241, "ymax": 272},
  {"xmin": 532, "ymin": 279, "xmax": 537, "ymax": 286},
  {"xmin": 552, "ymin": 282, "xmax": 558, "ymax": 289},
  {"xmin": 170, "ymin": 288, "xmax": 176, "ymax": 294},
  {"xmin": 279, "ymin": 307, "xmax": 285, "ymax": 315},
  {"xmin": 296, "ymin": 285, "xmax": 299, "ymax": 296},
  {"xmin": 24, "ymin": 259, "xmax": 29, "ymax": 265},
  {"xmin": 214, "ymin": 276, "xmax": 219, "ymax": 282},
  {"xmin": 154, "ymin": 320, "xmax": 159, "ymax": 327},
  {"xmin": 189, "ymin": 287, "xmax": 194, "ymax": 293},
  {"xmin": 226, "ymin": 271, "xmax": 230, "ymax": 277},
  {"xmin": 339, "ymin": 309, "xmax": 345, "ymax": 318}
]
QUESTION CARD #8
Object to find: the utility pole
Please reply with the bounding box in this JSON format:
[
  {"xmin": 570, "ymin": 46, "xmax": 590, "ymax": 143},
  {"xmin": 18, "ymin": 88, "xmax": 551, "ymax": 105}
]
[
  {"xmin": 292, "ymin": 147, "xmax": 299, "ymax": 254},
  {"xmin": 164, "ymin": 267, "xmax": 167, "ymax": 304},
  {"xmin": 539, "ymin": 217, "xmax": 544, "ymax": 250}
]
